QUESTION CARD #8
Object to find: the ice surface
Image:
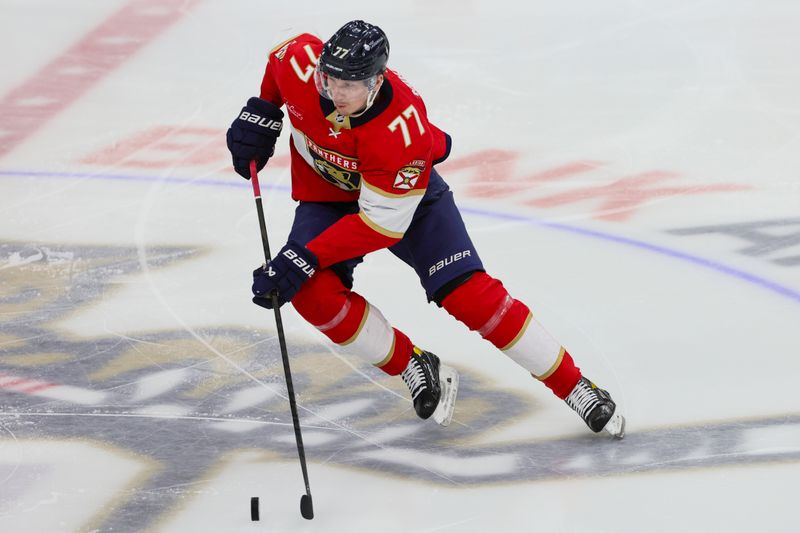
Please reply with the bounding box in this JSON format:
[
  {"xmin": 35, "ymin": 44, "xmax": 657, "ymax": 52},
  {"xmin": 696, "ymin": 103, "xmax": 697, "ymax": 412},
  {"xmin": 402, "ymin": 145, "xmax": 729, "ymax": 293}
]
[{"xmin": 1, "ymin": 0, "xmax": 799, "ymax": 531}]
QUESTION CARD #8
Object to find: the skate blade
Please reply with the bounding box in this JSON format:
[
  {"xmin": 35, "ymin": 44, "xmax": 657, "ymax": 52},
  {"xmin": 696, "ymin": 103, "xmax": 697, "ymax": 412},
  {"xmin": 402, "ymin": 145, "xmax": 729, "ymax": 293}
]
[
  {"xmin": 432, "ymin": 365, "xmax": 459, "ymax": 427},
  {"xmin": 603, "ymin": 412, "xmax": 626, "ymax": 439}
]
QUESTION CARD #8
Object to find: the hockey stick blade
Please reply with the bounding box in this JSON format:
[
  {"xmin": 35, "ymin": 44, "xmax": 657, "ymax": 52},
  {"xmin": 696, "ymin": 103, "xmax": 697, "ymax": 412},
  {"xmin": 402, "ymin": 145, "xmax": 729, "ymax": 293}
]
[
  {"xmin": 300, "ymin": 494, "xmax": 314, "ymax": 520},
  {"xmin": 250, "ymin": 496, "xmax": 260, "ymax": 521}
]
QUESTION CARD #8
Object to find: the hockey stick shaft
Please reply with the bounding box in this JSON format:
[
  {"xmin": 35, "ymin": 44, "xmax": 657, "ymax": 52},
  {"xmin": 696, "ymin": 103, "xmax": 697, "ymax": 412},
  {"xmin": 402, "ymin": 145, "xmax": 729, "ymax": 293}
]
[{"xmin": 249, "ymin": 161, "xmax": 313, "ymax": 501}]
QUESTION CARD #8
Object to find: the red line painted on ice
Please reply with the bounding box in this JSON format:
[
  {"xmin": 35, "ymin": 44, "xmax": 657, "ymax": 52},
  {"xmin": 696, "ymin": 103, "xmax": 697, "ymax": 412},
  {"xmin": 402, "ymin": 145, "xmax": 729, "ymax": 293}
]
[
  {"xmin": 0, "ymin": 373, "xmax": 52, "ymax": 393},
  {"xmin": 80, "ymin": 125, "xmax": 227, "ymax": 168},
  {"xmin": 0, "ymin": 0, "xmax": 199, "ymax": 159},
  {"xmin": 0, "ymin": 371, "xmax": 106, "ymax": 404},
  {"xmin": 20, "ymin": 382, "xmax": 57, "ymax": 394},
  {"xmin": 527, "ymin": 171, "xmax": 749, "ymax": 221}
]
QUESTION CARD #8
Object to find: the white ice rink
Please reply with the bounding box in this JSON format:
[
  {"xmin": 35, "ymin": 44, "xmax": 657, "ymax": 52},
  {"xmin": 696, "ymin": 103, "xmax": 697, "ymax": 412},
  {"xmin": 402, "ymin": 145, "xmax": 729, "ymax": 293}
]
[{"xmin": 1, "ymin": 1, "xmax": 800, "ymax": 531}]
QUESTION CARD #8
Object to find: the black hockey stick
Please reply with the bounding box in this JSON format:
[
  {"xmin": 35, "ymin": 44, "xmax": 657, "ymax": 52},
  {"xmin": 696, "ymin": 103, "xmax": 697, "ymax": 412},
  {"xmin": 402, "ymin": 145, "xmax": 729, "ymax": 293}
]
[{"xmin": 248, "ymin": 160, "xmax": 314, "ymax": 521}]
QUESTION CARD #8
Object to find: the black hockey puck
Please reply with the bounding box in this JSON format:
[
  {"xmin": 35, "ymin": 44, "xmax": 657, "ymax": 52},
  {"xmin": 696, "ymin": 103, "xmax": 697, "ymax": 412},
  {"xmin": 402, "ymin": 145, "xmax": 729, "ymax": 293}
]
[
  {"xmin": 300, "ymin": 494, "xmax": 314, "ymax": 520},
  {"xmin": 250, "ymin": 496, "xmax": 260, "ymax": 521}
]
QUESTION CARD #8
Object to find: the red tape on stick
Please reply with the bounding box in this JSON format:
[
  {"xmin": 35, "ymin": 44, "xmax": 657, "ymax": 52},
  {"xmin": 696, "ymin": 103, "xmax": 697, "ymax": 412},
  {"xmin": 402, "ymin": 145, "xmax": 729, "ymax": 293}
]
[{"xmin": 250, "ymin": 160, "xmax": 261, "ymax": 197}]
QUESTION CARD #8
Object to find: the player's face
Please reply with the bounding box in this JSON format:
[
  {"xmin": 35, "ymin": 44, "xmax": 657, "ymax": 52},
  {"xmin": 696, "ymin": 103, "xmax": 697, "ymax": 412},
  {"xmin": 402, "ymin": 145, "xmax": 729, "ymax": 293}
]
[
  {"xmin": 315, "ymin": 71, "xmax": 384, "ymax": 116},
  {"xmin": 326, "ymin": 77, "xmax": 371, "ymax": 115}
]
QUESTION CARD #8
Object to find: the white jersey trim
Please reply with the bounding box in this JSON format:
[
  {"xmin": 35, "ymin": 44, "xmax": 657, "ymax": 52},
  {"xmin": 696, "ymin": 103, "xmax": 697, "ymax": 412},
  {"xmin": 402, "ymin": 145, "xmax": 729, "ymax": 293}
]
[
  {"xmin": 358, "ymin": 179, "xmax": 424, "ymax": 237},
  {"xmin": 291, "ymin": 125, "xmax": 316, "ymax": 170}
]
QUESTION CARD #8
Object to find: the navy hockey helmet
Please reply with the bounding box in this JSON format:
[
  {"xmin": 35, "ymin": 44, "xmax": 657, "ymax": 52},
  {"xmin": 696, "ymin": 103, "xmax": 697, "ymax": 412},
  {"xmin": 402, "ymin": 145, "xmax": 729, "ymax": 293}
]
[{"xmin": 318, "ymin": 20, "xmax": 389, "ymax": 81}]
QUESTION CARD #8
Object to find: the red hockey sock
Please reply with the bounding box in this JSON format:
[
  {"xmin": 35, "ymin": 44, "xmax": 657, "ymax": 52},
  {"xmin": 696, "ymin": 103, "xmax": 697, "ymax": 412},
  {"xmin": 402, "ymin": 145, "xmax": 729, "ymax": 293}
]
[
  {"xmin": 540, "ymin": 350, "xmax": 581, "ymax": 399},
  {"xmin": 292, "ymin": 269, "xmax": 363, "ymax": 342},
  {"xmin": 376, "ymin": 328, "xmax": 414, "ymax": 376},
  {"xmin": 292, "ymin": 269, "xmax": 413, "ymax": 376},
  {"xmin": 441, "ymin": 271, "xmax": 581, "ymax": 398},
  {"xmin": 440, "ymin": 272, "xmax": 529, "ymax": 349}
]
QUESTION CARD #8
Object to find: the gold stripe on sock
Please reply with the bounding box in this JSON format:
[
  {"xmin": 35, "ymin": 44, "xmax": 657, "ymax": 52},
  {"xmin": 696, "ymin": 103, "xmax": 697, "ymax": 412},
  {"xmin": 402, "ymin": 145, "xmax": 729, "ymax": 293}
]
[
  {"xmin": 500, "ymin": 312, "xmax": 533, "ymax": 351},
  {"xmin": 339, "ymin": 304, "xmax": 370, "ymax": 346},
  {"xmin": 533, "ymin": 347, "xmax": 565, "ymax": 380},
  {"xmin": 374, "ymin": 335, "xmax": 397, "ymax": 369}
]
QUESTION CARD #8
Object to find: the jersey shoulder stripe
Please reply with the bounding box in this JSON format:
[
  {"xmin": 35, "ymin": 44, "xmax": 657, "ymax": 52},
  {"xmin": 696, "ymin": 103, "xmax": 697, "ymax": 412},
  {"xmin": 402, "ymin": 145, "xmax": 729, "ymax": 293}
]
[{"xmin": 269, "ymin": 33, "xmax": 321, "ymax": 58}]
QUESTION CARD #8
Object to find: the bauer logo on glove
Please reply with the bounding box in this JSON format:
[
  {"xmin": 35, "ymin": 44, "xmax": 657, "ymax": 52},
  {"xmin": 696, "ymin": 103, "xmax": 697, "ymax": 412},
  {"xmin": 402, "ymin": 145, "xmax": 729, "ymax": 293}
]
[
  {"xmin": 252, "ymin": 242, "xmax": 318, "ymax": 309},
  {"xmin": 238, "ymin": 111, "xmax": 283, "ymax": 132},
  {"xmin": 281, "ymin": 248, "xmax": 316, "ymax": 277}
]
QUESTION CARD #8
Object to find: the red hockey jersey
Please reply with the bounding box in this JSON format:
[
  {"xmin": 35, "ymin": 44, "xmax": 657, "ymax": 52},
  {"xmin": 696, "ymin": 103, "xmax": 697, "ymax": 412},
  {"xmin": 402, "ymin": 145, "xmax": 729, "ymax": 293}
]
[{"xmin": 258, "ymin": 33, "xmax": 451, "ymax": 269}]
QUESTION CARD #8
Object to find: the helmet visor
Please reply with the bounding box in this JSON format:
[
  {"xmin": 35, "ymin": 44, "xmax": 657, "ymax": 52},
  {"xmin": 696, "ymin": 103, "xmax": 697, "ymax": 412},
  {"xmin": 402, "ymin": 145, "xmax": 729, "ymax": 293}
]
[{"xmin": 314, "ymin": 65, "xmax": 377, "ymax": 102}]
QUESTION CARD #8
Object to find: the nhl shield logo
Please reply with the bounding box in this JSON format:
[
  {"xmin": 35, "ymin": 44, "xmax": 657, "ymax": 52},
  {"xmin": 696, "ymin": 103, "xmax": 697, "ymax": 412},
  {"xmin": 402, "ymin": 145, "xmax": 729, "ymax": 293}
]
[{"xmin": 393, "ymin": 166, "xmax": 421, "ymax": 190}]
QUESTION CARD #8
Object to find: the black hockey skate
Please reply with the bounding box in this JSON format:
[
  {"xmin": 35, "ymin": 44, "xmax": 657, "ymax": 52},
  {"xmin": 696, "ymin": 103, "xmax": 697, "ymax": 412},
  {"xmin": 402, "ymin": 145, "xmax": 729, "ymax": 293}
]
[
  {"xmin": 401, "ymin": 347, "xmax": 459, "ymax": 427},
  {"xmin": 565, "ymin": 377, "xmax": 625, "ymax": 438}
]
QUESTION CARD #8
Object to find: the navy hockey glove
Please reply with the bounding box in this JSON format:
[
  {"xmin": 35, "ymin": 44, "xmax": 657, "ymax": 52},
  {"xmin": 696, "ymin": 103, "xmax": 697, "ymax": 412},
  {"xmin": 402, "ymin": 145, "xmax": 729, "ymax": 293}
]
[
  {"xmin": 226, "ymin": 97, "xmax": 284, "ymax": 179},
  {"xmin": 252, "ymin": 241, "xmax": 318, "ymax": 309}
]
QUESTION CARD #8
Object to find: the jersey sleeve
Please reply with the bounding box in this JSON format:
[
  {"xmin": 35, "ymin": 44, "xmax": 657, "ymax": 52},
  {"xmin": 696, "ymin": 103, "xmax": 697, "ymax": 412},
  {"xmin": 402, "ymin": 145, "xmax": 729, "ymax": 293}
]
[
  {"xmin": 305, "ymin": 213, "xmax": 401, "ymax": 269},
  {"xmin": 305, "ymin": 173, "xmax": 429, "ymax": 269},
  {"xmin": 306, "ymin": 110, "xmax": 434, "ymax": 268},
  {"xmin": 259, "ymin": 62, "xmax": 281, "ymax": 106},
  {"xmin": 259, "ymin": 34, "xmax": 321, "ymax": 107}
]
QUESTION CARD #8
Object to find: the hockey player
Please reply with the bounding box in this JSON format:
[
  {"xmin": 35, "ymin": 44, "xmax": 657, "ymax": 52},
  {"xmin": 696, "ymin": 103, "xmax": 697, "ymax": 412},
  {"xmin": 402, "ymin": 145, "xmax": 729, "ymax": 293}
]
[{"xmin": 226, "ymin": 20, "xmax": 625, "ymax": 436}]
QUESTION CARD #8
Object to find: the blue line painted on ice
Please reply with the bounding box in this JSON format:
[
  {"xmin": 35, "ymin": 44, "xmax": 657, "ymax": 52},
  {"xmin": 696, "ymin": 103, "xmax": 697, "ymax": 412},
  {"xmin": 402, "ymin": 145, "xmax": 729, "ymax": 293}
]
[
  {"xmin": 3, "ymin": 168, "xmax": 799, "ymax": 304},
  {"xmin": 0, "ymin": 168, "xmax": 289, "ymax": 192},
  {"xmin": 460, "ymin": 206, "xmax": 800, "ymax": 304}
]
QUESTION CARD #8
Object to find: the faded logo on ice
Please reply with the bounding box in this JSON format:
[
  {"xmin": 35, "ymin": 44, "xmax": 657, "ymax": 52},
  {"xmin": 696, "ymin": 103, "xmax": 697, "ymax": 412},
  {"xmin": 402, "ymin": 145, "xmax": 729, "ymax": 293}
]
[{"xmin": 1, "ymin": 241, "xmax": 798, "ymax": 531}]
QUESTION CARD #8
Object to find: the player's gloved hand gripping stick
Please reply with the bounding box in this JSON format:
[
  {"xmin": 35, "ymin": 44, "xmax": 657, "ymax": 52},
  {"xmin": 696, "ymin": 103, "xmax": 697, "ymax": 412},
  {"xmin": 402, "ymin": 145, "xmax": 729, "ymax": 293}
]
[{"xmin": 247, "ymin": 160, "xmax": 314, "ymax": 521}]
